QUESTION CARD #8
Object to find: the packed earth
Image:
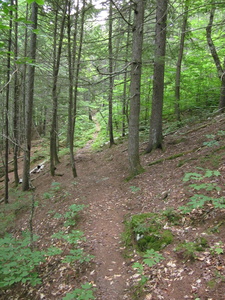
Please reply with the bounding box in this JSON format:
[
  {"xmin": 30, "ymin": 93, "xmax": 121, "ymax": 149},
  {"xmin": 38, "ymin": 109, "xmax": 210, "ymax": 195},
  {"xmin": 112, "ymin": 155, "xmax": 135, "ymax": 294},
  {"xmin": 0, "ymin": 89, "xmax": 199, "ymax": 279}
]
[{"xmin": 1, "ymin": 114, "xmax": 225, "ymax": 299}]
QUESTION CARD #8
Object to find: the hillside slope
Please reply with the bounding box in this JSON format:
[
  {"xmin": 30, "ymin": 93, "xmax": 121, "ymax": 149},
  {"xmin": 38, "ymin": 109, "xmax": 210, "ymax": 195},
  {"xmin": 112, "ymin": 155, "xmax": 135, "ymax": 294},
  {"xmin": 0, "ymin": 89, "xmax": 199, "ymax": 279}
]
[{"xmin": 1, "ymin": 114, "xmax": 225, "ymax": 300}]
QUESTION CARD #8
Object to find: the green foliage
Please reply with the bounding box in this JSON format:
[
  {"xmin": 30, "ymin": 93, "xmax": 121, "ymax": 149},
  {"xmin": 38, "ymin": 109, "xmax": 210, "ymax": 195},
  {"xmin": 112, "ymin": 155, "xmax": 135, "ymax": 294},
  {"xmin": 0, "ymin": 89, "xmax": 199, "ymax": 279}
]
[
  {"xmin": 53, "ymin": 204, "xmax": 85, "ymax": 227},
  {"xmin": 125, "ymin": 213, "xmax": 173, "ymax": 252},
  {"xmin": 162, "ymin": 208, "xmax": 181, "ymax": 225},
  {"xmin": 52, "ymin": 230, "xmax": 86, "ymax": 244},
  {"xmin": 132, "ymin": 262, "xmax": 148, "ymax": 285},
  {"xmin": 210, "ymin": 242, "xmax": 224, "ymax": 255},
  {"xmin": 51, "ymin": 181, "xmax": 61, "ymax": 191},
  {"xmin": 62, "ymin": 248, "xmax": 93, "ymax": 264},
  {"xmin": 43, "ymin": 181, "xmax": 62, "ymax": 200},
  {"xmin": 142, "ymin": 249, "xmax": 165, "ymax": 267},
  {"xmin": 75, "ymin": 115, "xmax": 97, "ymax": 149},
  {"xmin": 179, "ymin": 168, "xmax": 225, "ymax": 213},
  {"xmin": 63, "ymin": 204, "xmax": 85, "ymax": 227},
  {"xmin": 62, "ymin": 282, "xmax": 96, "ymax": 300},
  {"xmin": 203, "ymin": 140, "xmax": 219, "ymax": 147},
  {"xmin": 175, "ymin": 237, "xmax": 209, "ymax": 261},
  {"xmin": 132, "ymin": 249, "xmax": 164, "ymax": 286},
  {"xmin": 0, "ymin": 232, "xmax": 45, "ymax": 288},
  {"xmin": 129, "ymin": 185, "xmax": 141, "ymax": 193},
  {"xmin": 137, "ymin": 230, "xmax": 173, "ymax": 252},
  {"xmin": 203, "ymin": 131, "xmax": 225, "ymax": 147},
  {"xmin": 51, "ymin": 230, "xmax": 94, "ymax": 265},
  {"xmin": 26, "ymin": 0, "xmax": 44, "ymax": 5},
  {"xmin": 0, "ymin": 201, "xmax": 91, "ymax": 290},
  {"xmin": 0, "ymin": 191, "xmax": 32, "ymax": 235}
]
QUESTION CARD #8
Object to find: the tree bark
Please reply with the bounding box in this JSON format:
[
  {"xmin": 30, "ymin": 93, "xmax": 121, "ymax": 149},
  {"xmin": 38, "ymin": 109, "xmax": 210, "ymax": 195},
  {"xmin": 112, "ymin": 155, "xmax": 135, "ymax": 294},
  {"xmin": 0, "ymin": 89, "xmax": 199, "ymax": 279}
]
[
  {"xmin": 50, "ymin": 0, "xmax": 68, "ymax": 176},
  {"xmin": 22, "ymin": 2, "xmax": 38, "ymax": 191},
  {"xmin": 146, "ymin": 0, "xmax": 167, "ymax": 153},
  {"xmin": 4, "ymin": 0, "xmax": 13, "ymax": 202},
  {"xmin": 108, "ymin": 0, "xmax": 115, "ymax": 147},
  {"xmin": 122, "ymin": 4, "xmax": 132, "ymax": 137},
  {"xmin": 206, "ymin": 7, "xmax": 225, "ymax": 112},
  {"xmin": 69, "ymin": 0, "xmax": 86, "ymax": 178},
  {"xmin": 128, "ymin": 0, "xmax": 145, "ymax": 176},
  {"xmin": 13, "ymin": 0, "xmax": 20, "ymax": 186},
  {"xmin": 67, "ymin": 0, "xmax": 78, "ymax": 147},
  {"xmin": 174, "ymin": 0, "xmax": 188, "ymax": 121}
]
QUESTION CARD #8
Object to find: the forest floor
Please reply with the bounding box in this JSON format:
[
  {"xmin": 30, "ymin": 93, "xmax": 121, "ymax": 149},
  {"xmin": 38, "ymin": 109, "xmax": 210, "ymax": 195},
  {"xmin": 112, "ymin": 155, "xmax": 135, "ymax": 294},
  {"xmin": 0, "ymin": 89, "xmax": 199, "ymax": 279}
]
[{"xmin": 1, "ymin": 113, "xmax": 225, "ymax": 300}]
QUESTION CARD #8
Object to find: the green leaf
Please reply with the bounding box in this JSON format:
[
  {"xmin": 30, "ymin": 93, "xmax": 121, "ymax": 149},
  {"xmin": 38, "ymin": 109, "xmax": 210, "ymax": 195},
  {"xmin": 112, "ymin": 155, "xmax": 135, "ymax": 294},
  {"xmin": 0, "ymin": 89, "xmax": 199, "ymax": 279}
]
[
  {"xmin": 143, "ymin": 249, "xmax": 164, "ymax": 267},
  {"xmin": 183, "ymin": 172, "xmax": 202, "ymax": 182},
  {"xmin": 34, "ymin": 0, "xmax": 44, "ymax": 4}
]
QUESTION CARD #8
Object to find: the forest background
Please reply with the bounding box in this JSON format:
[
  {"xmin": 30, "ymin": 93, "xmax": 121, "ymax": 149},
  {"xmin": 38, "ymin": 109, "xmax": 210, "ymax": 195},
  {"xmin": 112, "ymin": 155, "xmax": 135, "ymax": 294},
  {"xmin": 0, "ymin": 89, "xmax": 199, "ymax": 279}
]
[{"xmin": 1, "ymin": 0, "xmax": 225, "ymax": 200}]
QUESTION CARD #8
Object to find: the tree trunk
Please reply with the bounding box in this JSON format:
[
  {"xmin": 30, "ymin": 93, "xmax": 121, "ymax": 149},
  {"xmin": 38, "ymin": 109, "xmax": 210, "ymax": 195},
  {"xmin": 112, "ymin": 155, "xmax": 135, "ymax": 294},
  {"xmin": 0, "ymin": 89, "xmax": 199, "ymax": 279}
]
[
  {"xmin": 128, "ymin": 0, "xmax": 145, "ymax": 177},
  {"xmin": 122, "ymin": 5, "xmax": 131, "ymax": 137},
  {"xmin": 13, "ymin": 0, "xmax": 20, "ymax": 186},
  {"xmin": 4, "ymin": 0, "xmax": 13, "ymax": 202},
  {"xmin": 108, "ymin": 0, "xmax": 115, "ymax": 147},
  {"xmin": 22, "ymin": 2, "xmax": 38, "ymax": 191},
  {"xmin": 174, "ymin": 0, "xmax": 188, "ymax": 121},
  {"xmin": 69, "ymin": 0, "xmax": 85, "ymax": 178},
  {"xmin": 50, "ymin": 0, "xmax": 68, "ymax": 176},
  {"xmin": 146, "ymin": 0, "xmax": 167, "ymax": 153},
  {"xmin": 67, "ymin": 0, "xmax": 78, "ymax": 147},
  {"xmin": 206, "ymin": 7, "xmax": 225, "ymax": 112}
]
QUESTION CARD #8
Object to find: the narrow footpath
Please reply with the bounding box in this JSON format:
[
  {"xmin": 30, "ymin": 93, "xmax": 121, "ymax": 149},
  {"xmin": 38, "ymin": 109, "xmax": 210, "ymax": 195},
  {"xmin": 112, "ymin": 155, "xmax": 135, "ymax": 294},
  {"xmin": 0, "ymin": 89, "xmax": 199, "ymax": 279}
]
[{"xmin": 76, "ymin": 144, "xmax": 132, "ymax": 299}]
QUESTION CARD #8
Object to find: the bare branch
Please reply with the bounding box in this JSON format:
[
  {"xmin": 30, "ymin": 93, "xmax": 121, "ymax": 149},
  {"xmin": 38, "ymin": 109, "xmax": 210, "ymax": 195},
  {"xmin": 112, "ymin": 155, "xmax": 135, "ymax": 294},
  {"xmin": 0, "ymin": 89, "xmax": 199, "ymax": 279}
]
[
  {"xmin": 110, "ymin": 0, "xmax": 133, "ymax": 27},
  {"xmin": 0, "ymin": 68, "xmax": 18, "ymax": 94},
  {"xmin": 95, "ymin": 61, "xmax": 132, "ymax": 76}
]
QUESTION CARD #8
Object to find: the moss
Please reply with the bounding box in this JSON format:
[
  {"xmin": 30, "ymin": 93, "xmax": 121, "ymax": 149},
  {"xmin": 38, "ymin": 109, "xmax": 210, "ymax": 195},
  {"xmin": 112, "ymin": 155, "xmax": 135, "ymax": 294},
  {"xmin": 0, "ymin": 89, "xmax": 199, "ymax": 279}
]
[
  {"xmin": 137, "ymin": 230, "xmax": 173, "ymax": 252},
  {"xmin": 163, "ymin": 208, "xmax": 182, "ymax": 225},
  {"xmin": 129, "ymin": 213, "xmax": 173, "ymax": 252},
  {"xmin": 131, "ymin": 213, "xmax": 163, "ymax": 233}
]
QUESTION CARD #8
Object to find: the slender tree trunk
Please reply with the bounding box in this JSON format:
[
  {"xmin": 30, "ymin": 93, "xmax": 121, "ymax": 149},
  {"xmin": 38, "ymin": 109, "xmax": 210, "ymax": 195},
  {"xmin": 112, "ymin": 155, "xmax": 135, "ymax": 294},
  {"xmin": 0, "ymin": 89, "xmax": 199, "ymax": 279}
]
[
  {"xmin": 50, "ymin": 0, "xmax": 68, "ymax": 176},
  {"xmin": 128, "ymin": 0, "xmax": 145, "ymax": 177},
  {"xmin": 4, "ymin": 0, "xmax": 13, "ymax": 203},
  {"xmin": 122, "ymin": 5, "xmax": 131, "ymax": 137},
  {"xmin": 21, "ymin": 4, "xmax": 28, "ymax": 147},
  {"xmin": 174, "ymin": 0, "xmax": 188, "ymax": 121},
  {"xmin": 108, "ymin": 0, "xmax": 115, "ymax": 147},
  {"xmin": 69, "ymin": 0, "xmax": 85, "ymax": 177},
  {"xmin": 67, "ymin": 0, "xmax": 78, "ymax": 147},
  {"xmin": 219, "ymin": 59, "xmax": 225, "ymax": 110},
  {"xmin": 206, "ymin": 7, "xmax": 225, "ymax": 112},
  {"xmin": 22, "ymin": 2, "xmax": 38, "ymax": 191},
  {"xmin": 146, "ymin": 0, "xmax": 167, "ymax": 153},
  {"xmin": 13, "ymin": 0, "xmax": 20, "ymax": 186}
]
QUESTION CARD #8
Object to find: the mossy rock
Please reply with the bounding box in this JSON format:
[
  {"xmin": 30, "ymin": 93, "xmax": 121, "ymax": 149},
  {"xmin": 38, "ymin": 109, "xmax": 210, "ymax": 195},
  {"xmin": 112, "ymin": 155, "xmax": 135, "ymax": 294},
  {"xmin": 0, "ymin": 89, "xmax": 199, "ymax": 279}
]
[{"xmin": 137, "ymin": 229, "xmax": 173, "ymax": 252}]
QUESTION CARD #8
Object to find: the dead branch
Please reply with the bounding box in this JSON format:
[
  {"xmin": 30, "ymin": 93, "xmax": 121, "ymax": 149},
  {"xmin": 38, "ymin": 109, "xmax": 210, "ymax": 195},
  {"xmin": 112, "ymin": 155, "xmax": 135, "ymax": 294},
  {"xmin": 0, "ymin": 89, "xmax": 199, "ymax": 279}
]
[{"xmin": 0, "ymin": 68, "xmax": 18, "ymax": 94}]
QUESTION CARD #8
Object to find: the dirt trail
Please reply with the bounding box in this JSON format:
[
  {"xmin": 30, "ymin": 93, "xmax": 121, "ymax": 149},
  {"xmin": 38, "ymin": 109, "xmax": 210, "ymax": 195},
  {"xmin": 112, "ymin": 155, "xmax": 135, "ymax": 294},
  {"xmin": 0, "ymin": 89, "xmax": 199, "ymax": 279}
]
[{"xmin": 76, "ymin": 145, "xmax": 131, "ymax": 299}]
